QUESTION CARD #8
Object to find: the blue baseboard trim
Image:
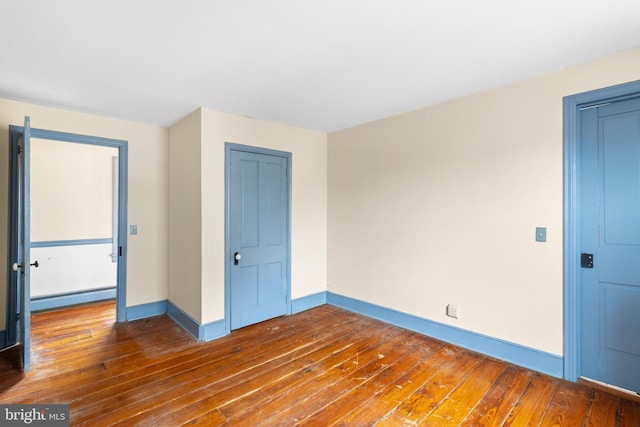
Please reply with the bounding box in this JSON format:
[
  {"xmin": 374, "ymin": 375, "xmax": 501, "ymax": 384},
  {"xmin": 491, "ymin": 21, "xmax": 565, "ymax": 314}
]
[
  {"xmin": 201, "ymin": 319, "xmax": 227, "ymax": 342},
  {"xmin": 165, "ymin": 300, "xmax": 226, "ymax": 342},
  {"xmin": 326, "ymin": 292, "xmax": 563, "ymax": 378},
  {"xmin": 126, "ymin": 301, "xmax": 167, "ymax": 321},
  {"xmin": 31, "ymin": 288, "xmax": 117, "ymax": 312},
  {"xmin": 292, "ymin": 291, "xmax": 327, "ymax": 314},
  {"xmin": 162, "ymin": 292, "xmax": 330, "ymax": 341},
  {"xmin": 32, "ymin": 289, "xmax": 562, "ymax": 378},
  {"xmin": 122, "ymin": 299, "xmax": 226, "ymax": 342},
  {"xmin": 166, "ymin": 301, "xmax": 199, "ymax": 339}
]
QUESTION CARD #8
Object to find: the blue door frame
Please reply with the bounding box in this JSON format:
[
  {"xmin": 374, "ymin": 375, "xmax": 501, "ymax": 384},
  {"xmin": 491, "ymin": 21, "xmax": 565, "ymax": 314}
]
[
  {"xmin": 224, "ymin": 142, "xmax": 292, "ymax": 334},
  {"xmin": 563, "ymin": 79, "xmax": 640, "ymax": 381},
  {"xmin": 6, "ymin": 126, "xmax": 129, "ymax": 341}
]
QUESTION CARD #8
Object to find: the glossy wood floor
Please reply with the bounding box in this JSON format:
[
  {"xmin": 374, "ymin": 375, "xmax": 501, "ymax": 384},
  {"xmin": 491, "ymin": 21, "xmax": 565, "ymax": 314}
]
[{"xmin": 1, "ymin": 301, "xmax": 639, "ymax": 426}]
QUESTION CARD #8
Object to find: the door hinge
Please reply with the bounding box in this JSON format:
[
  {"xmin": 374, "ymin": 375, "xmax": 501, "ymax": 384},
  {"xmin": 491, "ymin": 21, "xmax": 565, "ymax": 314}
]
[
  {"xmin": 119, "ymin": 246, "xmax": 122, "ymax": 257},
  {"xmin": 17, "ymin": 142, "xmax": 23, "ymax": 155},
  {"xmin": 581, "ymin": 253, "xmax": 594, "ymax": 268}
]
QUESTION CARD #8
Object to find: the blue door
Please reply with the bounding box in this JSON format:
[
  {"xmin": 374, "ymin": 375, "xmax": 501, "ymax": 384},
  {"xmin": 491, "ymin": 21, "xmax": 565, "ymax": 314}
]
[
  {"xmin": 8, "ymin": 116, "xmax": 33, "ymax": 372},
  {"xmin": 580, "ymin": 96, "xmax": 640, "ymax": 392},
  {"xmin": 228, "ymin": 146, "xmax": 290, "ymax": 330}
]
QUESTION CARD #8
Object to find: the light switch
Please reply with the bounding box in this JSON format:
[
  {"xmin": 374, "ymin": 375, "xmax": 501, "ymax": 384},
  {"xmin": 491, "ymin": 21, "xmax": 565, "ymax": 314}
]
[
  {"xmin": 536, "ymin": 227, "xmax": 546, "ymax": 242},
  {"xmin": 130, "ymin": 225, "xmax": 138, "ymax": 235}
]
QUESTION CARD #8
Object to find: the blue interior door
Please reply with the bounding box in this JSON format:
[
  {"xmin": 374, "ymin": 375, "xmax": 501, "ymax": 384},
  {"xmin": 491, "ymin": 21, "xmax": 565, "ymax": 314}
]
[
  {"xmin": 229, "ymin": 148, "xmax": 289, "ymax": 330},
  {"xmin": 580, "ymin": 97, "xmax": 640, "ymax": 392},
  {"xmin": 12, "ymin": 116, "xmax": 32, "ymax": 372}
]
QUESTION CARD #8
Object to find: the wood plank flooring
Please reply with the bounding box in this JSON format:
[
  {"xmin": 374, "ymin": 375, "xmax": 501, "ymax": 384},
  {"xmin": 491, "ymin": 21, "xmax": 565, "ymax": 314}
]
[{"xmin": 1, "ymin": 301, "xmax": 639, "ymax": 426}]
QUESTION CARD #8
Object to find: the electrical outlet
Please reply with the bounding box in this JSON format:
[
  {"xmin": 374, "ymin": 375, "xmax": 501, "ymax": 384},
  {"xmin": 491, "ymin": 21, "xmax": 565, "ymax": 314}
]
[{"xmin": 446, "ymin": 304, "xmax": 459, "ymax": 319}]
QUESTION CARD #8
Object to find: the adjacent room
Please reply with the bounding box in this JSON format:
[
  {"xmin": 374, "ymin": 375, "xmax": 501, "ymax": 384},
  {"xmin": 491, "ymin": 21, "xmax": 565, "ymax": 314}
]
[
  {"xmin": 29, "ymin": 138, "xmax": 119, "ymax": 312},
  {"xmin": 1, "ymin": 0, "xmax": 640, "ymax": 425}
]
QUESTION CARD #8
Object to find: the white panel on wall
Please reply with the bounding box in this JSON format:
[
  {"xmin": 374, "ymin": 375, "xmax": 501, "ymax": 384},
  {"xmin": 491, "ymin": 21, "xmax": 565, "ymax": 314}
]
[{"xmin": 30, "ymin": 244, "xmax": 116, "ymax": 298}]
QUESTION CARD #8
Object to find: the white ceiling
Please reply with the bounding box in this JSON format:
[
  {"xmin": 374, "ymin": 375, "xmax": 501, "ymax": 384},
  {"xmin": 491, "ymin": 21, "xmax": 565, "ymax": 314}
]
[{"xmin": 1, "ymin": 1, "xmax": 639, "ymax": 132}]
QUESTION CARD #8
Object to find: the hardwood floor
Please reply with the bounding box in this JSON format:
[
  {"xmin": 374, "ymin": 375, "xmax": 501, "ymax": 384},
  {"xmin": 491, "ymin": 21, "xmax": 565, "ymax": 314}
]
[{"xmin": 1, "ymin": 301, "xmax": 639, "ymax": 426}]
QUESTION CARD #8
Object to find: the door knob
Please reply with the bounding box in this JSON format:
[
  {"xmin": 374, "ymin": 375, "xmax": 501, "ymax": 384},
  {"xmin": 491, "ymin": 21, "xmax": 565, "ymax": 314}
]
[
  {"xmin": 234, "ymin": 252, "xmax": 241, "ymax": 265},
  {"xmin": 11, "ymin": 261, "xmax": 38, "ymax": 272}
]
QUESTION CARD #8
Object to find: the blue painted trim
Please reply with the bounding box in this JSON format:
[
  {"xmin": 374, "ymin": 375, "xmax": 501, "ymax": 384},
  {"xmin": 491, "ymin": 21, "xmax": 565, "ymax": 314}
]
[
  {"xmin": 563, "ymin": 79, "xmax": 640, "ymax": 382},
  {"xmin": 0, "ymin": 331, "xmax": 5, "ymax": 348},
  {"xmin": 166, "ymin": 301, "xmax": 200, "ymax": 339},
  {"xmin": 224, "ymin": 142, "xmax": 293, "ymax": 333},
  {"xmin": 121, "ymin": 300, "xmax": 227, "ymax": 342},
  {"xmin": 22, "ymin": 116, "xmax": 32, "ymax": 372},
  {"xmin": 115, "ymin": 142, "xmax": 128, "ymax": 323},
  {"xmin": 292, "ymin": 291, "xmax": 327, "ymax": 314},
  {"xmin": 165, "ymin": 301, "xmax": 225, "ymax": 341},
  {"xmin": 31, "ymin": 288, "xmax": 116, "ymax": 312},
  {"xmin": 200, "ymin": 319, "xmax": 227, "ymax": 342},
  {"xmin": 327, "ymin": 292, "xmax": 563, "ymax": 378},
  {"xmin": 563, "ymin": 94, "xmax": 580, "ymax": 382},
  {"xmin": 30, "ymin": 238, "xmax": 112, "ymax": 248},
  {"xmin": 30, "ymin": 127, "xmax": 127, "ymax": 148},
  {"xmin": 224, "ymin": 145, "xmax": 232, "ymax": 335},
  {"xmin": 7, "ymin": 125, "xmax": 128, "ymax": 324},
  {"xmin": 126, "ymin": 301, "xmax": 167, "ymax": 321}
]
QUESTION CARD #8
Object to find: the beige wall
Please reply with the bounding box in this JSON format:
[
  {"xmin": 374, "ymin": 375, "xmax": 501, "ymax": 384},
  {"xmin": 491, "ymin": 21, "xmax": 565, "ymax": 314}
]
[
  {"xmin": 168, "ymin": 108, "xmax": 328, "ymax": 325},
  {"xmin": 327, "ymin": 48, "xmax": 640, "ymax": 356},
  {"xmin": 0, "ymin": 99, "xmax": 169, "ymax": 330},
  {"xmin": 31, "ymin": 138, "xmax": 117, "ymax": 241},
  {"xmin": 168, "ymin": 110, "xmax": 203, "ymax": 321},
  {"xmin": 3, "ymin": 47, "xmax": 637, "ymax": 355},
  {"xmin": 1, "ymin": 98, "xmax": 326, "ymax": 333}
]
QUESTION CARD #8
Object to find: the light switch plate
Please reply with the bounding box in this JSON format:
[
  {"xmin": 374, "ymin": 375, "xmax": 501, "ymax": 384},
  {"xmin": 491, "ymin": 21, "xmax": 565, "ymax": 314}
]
[
  {"xmin": 536, "ymin": 227, "xmax": 546, "ymax": 242},
  {"xmin": 130, "ymin": 225, "xmax": 138, "ymax": 235},
  {"xmin": 446, "ymin": 304, "xmax": 459, "ymax": 319}
]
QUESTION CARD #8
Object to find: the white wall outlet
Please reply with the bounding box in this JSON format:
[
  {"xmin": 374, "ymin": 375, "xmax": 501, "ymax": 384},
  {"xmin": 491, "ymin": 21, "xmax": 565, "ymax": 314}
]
[{"xmin": 446, "ymin": 304, "xmax": 459, "ymax": 319}]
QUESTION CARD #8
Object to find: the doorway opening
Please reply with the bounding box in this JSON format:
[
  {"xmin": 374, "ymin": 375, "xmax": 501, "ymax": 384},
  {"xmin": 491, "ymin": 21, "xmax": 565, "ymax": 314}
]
[
  {"xmin": 29, "ymin": 138, "xmax": 120, "ymax": 313},
  {"xmin": 5, "ymin": 123, "xmax": 128, "ymax": 371}
]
